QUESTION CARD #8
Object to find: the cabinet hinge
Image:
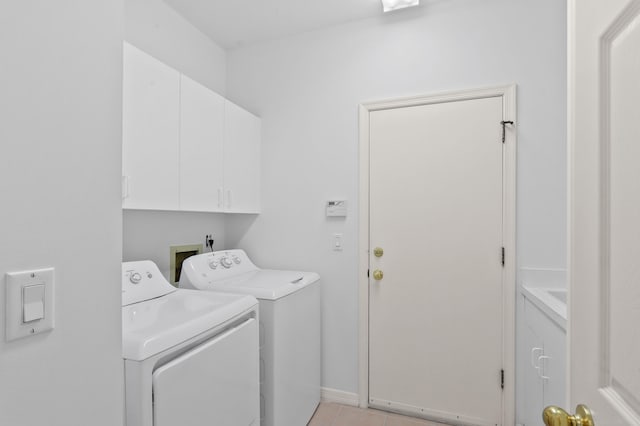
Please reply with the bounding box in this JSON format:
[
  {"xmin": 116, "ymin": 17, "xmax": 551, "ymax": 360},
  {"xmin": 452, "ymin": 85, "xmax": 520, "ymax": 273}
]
[
  {"xmin": 501, "ymin": 369, "xmax": 505, "ymax": 389},
  {"xmin": 501, "ymin": 247, "xmax": 505, "ymax": 267}
]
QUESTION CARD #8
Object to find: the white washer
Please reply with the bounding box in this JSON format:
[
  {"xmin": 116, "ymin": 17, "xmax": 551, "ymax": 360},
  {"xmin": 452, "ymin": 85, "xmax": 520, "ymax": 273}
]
[
  {"xmin": 122, "ymin": 260, "xmax": 260, "ymax": 426},
  {"xmin": 180, "ymin": 249, "xmax": 321, "ymax": 426}
]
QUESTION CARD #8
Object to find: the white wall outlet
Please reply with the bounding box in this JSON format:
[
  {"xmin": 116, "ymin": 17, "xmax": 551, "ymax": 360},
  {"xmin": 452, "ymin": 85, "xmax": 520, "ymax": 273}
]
[{"xmin": 5, "ymin": 267, "xmax": 55, "ymax": 341}]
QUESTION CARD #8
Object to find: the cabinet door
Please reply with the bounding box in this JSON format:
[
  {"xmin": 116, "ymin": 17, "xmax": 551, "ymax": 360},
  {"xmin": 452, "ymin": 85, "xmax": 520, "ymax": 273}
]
[
  {"xmin": 542, "ymin": 317, "xmax": 566, "ymax": 411},
  {"xmin": 179, "ymin": 75, "xmax": 225, "ymax": 212},
  {"xmin": 522, "ymin": 297, "xmax": 567, "ymax": 425},
  {"xmin": 224, "ymin": 100, "xmax": 261, "ymax": 213},
  {"xmin": 522, "ymin": 299, "xmax": 545, "ymax": 426},
  {"xmin": 122, "ymin": 42, "xmax": 180, "ymax": 210}
]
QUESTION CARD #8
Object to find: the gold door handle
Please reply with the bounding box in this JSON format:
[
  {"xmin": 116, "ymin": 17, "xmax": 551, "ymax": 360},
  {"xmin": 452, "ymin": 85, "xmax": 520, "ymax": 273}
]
[
  {"xmin": 372, "ymin": 269, "xmax": 384, "ymax": 280},
  {"xmin": 543, "ymin": 405, "xmax": 594, "ymax": 426},
  {"xmin": 373, "ymin": 247, "xmax": 384, "ymax": 258}
]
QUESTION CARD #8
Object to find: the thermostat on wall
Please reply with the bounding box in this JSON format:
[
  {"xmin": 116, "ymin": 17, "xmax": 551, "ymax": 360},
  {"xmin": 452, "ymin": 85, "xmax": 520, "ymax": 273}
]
[{"xmin": 326, "ymin": 200, "xmax": 347, "ymax": 217}]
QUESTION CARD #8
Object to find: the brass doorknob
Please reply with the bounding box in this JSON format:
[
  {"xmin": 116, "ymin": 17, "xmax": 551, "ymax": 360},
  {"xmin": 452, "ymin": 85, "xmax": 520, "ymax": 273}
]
[
  {"xmin": 373, "ymin": 247, "xmax": 384, "ymax": 258},
  {"xmin": 372, "ymin": 269, "xmax": 384, "ymax": 280},
  {"xmin": 543, "ymin": 405, "xmax": 594, "ymax": 426}
]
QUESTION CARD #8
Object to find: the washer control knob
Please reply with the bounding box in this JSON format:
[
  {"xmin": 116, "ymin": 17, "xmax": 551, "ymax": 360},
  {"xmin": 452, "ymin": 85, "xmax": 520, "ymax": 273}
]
[
  {"xmin": 130, "ymin": 272, "xmax": 142, "ymax": 284},
  {"xmin": 220, "ymin": 257, "xmax": 233, "ymax": 269},
  {"xmin": 232, "ymin": 256, "xmax": 241, "ymax": 264},
  {"xmin": 208, "ymin": 261, "xmax": 219, "ymax": 270}
]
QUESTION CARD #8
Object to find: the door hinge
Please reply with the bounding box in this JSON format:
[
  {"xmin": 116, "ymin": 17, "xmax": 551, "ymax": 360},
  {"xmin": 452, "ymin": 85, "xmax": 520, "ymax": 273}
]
[
  {"xmin": 501, "ymin": 120, "xmax": 514, "ymax": 143},
  {"xmin": 501, "ymin": 369, "xmax": 505, "ymax": 389},
  {"xmin": 501, "ymin": 247, "xmax": 505, "ymax": 267}
]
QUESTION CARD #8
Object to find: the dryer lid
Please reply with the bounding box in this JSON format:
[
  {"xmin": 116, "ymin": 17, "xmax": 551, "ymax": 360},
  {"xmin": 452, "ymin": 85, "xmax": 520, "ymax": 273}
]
[{"xmin": 122, "ymin": 289, "xmax": 258, "ymax": 361}]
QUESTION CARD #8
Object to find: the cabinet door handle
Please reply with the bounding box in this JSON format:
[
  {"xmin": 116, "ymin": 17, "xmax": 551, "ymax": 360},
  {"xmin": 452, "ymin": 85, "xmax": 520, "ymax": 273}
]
[
  {"xmin": 217, "ymin": 187, "xmax": 223, "ymax": 208},
  {"xmin": 531, "ymin": 347, "xmax": 543, "ymax": 368},
  {"xmin": 537, "ymin": 355, "xmax": 551, "ymax": 379}
]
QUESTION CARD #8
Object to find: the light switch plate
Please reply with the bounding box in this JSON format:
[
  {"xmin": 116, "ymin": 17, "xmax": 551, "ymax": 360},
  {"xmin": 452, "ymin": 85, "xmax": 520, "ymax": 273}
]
[
  {"xmin": 5, "ymin": 268, "xmax": 55, "ymax": 342},
  {"xmin": 332, "ymin": 233, "xmax": 343, "ymax": 251}
]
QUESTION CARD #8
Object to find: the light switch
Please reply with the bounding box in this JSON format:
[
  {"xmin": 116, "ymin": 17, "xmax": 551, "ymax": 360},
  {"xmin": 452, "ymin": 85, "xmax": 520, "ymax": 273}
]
[
  {"xmin": 5, "ymin": 267, "xmax": 54, "ymax": 341},
  {"xmin": 23, "ymin": 284, "xmax": 45, "ymax": 323},
  {"xmin": 333, "ymin": 233, "xmax": 343, "ymax": 251}
]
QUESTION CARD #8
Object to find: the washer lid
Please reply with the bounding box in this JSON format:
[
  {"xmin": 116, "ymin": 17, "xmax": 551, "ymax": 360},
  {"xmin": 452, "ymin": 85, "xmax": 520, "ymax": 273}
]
[
  {"xmin": 122, "ymin": 289, "xmax": 258, "ymax": 361},
  {"xmin": 190, "ymin": 269, "xmax": 320, "ymax": 300}
]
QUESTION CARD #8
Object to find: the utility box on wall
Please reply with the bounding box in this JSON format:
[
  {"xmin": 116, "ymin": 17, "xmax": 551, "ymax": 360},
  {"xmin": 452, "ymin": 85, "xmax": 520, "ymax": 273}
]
[{"xmin": 170, "ymin": 244, "xmax": 203, "ymax": 285}]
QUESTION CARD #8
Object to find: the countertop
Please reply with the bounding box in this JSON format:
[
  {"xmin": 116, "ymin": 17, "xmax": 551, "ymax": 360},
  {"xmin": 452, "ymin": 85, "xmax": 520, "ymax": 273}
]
[{"xmin": 521, "ymin": 285, "xmax": 567, "ymax": 331}]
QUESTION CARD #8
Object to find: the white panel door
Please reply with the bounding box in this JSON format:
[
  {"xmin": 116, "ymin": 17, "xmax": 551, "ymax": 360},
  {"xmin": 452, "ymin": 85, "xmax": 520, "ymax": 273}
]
[
  {"xmin": 567, "ymin": 0, "xmax": 640, "ymax": 424},
  {"xmin": 152, "ymin": 318, "xmax": 259, "ymax": 426},
  {"xmin": 179, "ymin": 74, "xmax": 225, "ymax": 212},
  {"xmin": 122, "ymin": 42, "xmax": 180, "ymax": 210},
  {"xmin": 224, "ymin": 100, "xmax": 261, "ymax": 213},
  {"xmin": 369, "ymin": 96, "xmax": 505, "ymax": 425}
]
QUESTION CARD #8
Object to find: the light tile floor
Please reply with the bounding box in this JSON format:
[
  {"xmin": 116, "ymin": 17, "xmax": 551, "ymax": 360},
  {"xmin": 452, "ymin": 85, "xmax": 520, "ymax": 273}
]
[{"xmin": 308, "ymin": 403, "xmax": 450, "ymax": 426}]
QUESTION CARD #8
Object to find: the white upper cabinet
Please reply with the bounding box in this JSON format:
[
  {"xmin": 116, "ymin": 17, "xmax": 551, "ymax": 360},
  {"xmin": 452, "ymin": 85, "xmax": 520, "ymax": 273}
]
[
  {"xmin": 122, "ymin": 42, "xmax": 180, "ymax": 210},
  {"xmin": 179, "ymin": 74, "xmax": 225, "ymax": 212},
  {"xmin": 122, "ymin": 43, "xmax": 260, "ymax": 213},
  {"xmin": 224, "ymin": 100, "xmax": 261, "ymax": 213}
]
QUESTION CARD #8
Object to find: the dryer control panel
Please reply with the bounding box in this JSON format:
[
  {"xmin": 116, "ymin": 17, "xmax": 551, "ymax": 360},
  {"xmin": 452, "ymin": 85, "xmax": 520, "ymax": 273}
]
[{"xmin": 122, "ymin": 260, "xmax": 176, "ymax": 307}]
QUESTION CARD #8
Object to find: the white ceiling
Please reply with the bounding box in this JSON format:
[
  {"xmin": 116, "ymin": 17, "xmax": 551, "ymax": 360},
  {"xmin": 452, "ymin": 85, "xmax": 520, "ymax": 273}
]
[{"xmin": 163, "ymin": 0, "xmax": 391, "ymax": 49}]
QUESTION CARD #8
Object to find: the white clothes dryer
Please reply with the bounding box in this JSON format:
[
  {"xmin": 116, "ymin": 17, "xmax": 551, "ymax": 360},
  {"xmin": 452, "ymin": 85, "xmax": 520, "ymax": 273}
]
[
  {"xmin": 122, "ymin": 260, "xmax": 260, "ymax": 426},
  {"xmin": 180, "ymin": 249, "xmax": 321, "ymax": 426}
]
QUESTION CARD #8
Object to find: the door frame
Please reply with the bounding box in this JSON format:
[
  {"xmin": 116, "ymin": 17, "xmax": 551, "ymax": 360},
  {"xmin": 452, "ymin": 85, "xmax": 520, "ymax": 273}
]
[{"xmin": 358, "ymin": 85, "xmax": 517, "ymax": 424}]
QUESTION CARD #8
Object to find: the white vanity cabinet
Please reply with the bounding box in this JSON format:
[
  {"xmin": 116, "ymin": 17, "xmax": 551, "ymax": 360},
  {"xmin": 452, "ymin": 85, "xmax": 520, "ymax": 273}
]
[
  {"xmin": 122, "ymin": 42, "xmax": 260, "ymax": 213},
  {"xmin": 520, "ymin": 295, "xmax": 566, "ymax": 426}
]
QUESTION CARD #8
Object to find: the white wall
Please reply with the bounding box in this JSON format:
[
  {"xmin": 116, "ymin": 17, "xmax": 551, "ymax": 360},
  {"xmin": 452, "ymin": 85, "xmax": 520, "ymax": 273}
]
[
  {"xmin": 123, "ymin": 210, "xmax": 225, "ymax": 279},
  {"xmin": 123, "ymin": 0, "xmax": 229, "ymax": 274},
  {"xmin": 0, "ymin": 2, "xmax": 125, "ymax": 425},
  {"xmin": 226, "ymin": 0, "xmax": 567, "ymax": 393},
  {"xmin": 125, "ymin": 0, "xmax": 227, "ymax": 95}
]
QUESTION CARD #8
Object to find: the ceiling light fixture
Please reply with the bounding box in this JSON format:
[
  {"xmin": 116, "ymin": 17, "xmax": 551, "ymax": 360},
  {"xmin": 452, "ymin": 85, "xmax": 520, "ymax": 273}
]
[{"xmin": 381, "ymin": 0, "xmax": 419, "ymax": 13}]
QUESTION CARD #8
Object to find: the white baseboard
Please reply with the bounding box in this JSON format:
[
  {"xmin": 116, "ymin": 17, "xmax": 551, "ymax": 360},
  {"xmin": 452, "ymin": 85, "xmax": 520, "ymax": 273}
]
[{"xmin": 321, "ymin": 387, "xmax": 360, "ymax": 407}]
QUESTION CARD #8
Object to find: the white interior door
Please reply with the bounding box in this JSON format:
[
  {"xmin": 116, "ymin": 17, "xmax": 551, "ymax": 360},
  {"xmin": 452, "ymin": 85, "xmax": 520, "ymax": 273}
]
[
  {"xmin": 367, "ymin": 92, "xmax": 511, "ymax": 426},
  {"xmin": 567, "ymin": 0, "xmax": 640, "ymax": 424}
]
